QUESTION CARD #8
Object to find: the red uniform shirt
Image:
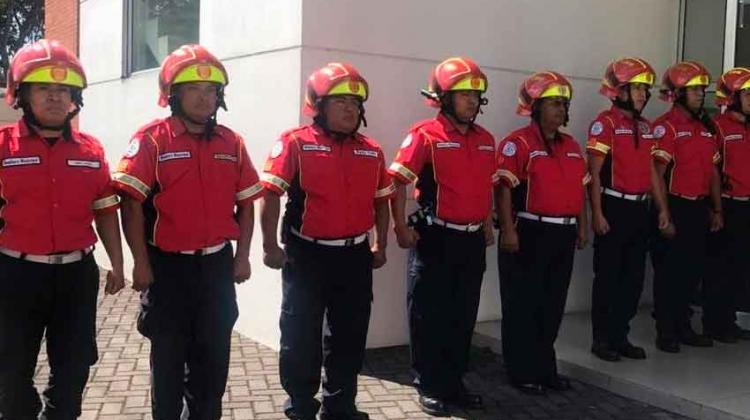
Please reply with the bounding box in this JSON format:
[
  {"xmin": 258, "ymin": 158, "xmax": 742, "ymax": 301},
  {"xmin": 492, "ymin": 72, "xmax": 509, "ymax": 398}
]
[
  {"xmin": 113, "ymin": 117, "xmax": 262, "ymax": 252},
  {"xmin": 388, "ymin": 113, "xmax": 498, "ymax": 224},
  {"xmin": 651, "ymin": 107, "xmax": 720, "ymax": 198},
  {"xmin": 586, "ymin": 106, "xmax": 654, "ymax": 194},
  {"xmin": 261, "ymin": 124, "xmax": 395, "ymax": 239},
  {"xmin": 497, "ymin": 123, "xmax": 590, "ymax": 217},
  {"xmin": 0, "ymin": 119, "xmax": 119, "ymax": 254},
  {"xmin": 714, "ymin": 112, "xmax": 750, "ymax": 197}
]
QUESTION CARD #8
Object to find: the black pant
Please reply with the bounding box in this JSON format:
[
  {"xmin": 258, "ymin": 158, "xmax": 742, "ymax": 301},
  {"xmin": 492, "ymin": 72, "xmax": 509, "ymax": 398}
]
[
  {"xmin": 704, "ymin": 198, "xmax": 750, "ymax": 334},
  {"xmin": 279, "ymin": 236, "xmax": 373, "ymax": 418},
  {"xmin": 138, "ymin": 244, "xmax": 238, "ymax": 420},
  {"xmin": 499, "ymin": 219, "xmax": 576, "ymax": 384},
  {"xmin": 0, "ymin": 253, "xmax": 99, "ymax": 420},
  {"xmin": 651, "ymin": 196, "xmax": 709, "ymax": 340},
  {"xmin": 591, "ymin": 195, "xmax": 649, "ymax": 346},
  {"xmin": 407, "ymin": 224, "xmax": 486, "ymax": 399}
]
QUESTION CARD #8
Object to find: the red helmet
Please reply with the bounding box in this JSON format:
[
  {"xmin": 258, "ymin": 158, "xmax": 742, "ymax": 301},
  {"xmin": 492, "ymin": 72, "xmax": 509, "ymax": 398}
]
[
  {"xmin": 303, "ymin": 62, "xmax": 368, "ymax": 117},
  {"xmin": 716, "ymin": 67, "xmax": 750, "ymax": 107},
  {"xmin": 5, "ymin": 39, "xmax": 86, "ymax": 107},
  {"xmin": 599, "ymin": 57, "xmax": 655, "ymax": 99},
  {"xmin": 659, "ymin": 61, "xmax": 711, "ymax": 102},
  {"xmin": 516, "ymin": 71, "xmax": 573, "ymax": 116},
  {"xmin": 424, "ymin": 57, "xmax": 487, "ymax": 107},
  {"xmin": 158, "ymin": 44, "xmax": 228, "ymax": 107}
]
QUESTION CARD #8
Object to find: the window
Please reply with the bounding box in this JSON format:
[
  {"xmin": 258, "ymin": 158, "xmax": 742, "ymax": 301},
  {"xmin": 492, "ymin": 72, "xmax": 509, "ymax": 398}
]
[
  {"xmin": 678, "ymin": 0, "xmax": 727, "ymax": 114},
  {"xmin": 124, "ymin": 0, "xmax": 200, "ymax": 75}
]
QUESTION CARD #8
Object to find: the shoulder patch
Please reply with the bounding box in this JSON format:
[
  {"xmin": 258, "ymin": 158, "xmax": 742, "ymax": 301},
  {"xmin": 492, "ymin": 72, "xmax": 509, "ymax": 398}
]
[
  {"xmin": 590, "ymin": 121, "xmax": 604, "ymax": 136},
  {"xmin": 653, "ymin": 125, "xmax": 666, "ymax": 139},
  {"xmin": 270, "ymin": 140, "xmax": 283, "ymax": 158},
  {"xmin": 125, "ymin": 138, "xmax": 140, "ymax": 158},
  {"xmin": 401, "ymin": 134, "xmax": 413, "ymax": 149},
  {"xmin": 502, "ymin": 141, "xmax": 517, "ymax": 157}
]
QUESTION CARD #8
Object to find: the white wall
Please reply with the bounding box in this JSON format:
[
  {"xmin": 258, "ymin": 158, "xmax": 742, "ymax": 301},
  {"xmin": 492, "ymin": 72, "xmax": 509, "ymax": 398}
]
[{"xmin": 79, "ymin": 0, "xmax": 682, "ymax": 350}]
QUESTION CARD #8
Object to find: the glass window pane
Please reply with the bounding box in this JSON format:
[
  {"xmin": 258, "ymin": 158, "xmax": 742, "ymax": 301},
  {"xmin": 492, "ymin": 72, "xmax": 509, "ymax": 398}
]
[
  {"xmin": 131, "ymin": 0, "xmax": 200, "ymax": 73},
  {"xmin": 682, "ymin": 0, "xmax": 726, "ymax": 79}
]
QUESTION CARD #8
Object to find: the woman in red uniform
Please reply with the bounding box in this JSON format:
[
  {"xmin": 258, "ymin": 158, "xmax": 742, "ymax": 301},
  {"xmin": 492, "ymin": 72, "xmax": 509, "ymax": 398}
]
[
  {"xmin": 650, "ymin": 61, "xmax": 723, "ymax": 353},
  {"xmin": 496, "ymin": 72, "xmax": 588, "ymax": 394}
]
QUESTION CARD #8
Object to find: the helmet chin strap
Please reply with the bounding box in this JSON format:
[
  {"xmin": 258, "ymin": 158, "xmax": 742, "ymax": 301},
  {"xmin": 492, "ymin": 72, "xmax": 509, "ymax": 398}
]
[
  {"xmin": 19, "ymin": 86, "xmax": 82, "ymax": 141},
  {"xmin": 168, "ymin": 86, "xmax": 227, "ymax": 140},
  {"xmin": 313, "ymin": 97, "xmax": 366, "ymax": 140},
  {"xmin": 729, "ymin": 93, "xmax": 750, "ymax": 126},
  {"xmin": 439, "ymin": 92, "xmax": 486, "ymax": 125},
  {"xmin": 676, "ymin": 89, "xmax": 715, "ymax": 134}
]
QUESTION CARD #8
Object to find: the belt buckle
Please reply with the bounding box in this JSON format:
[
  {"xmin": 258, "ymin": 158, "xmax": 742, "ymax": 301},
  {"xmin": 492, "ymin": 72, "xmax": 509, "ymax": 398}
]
[
  {"xmin": 345, "ymin": 238, "xmax": 355, "ymax": 246},
  {"xmin": 50, "ymin": 255, "xmax": 64, "ymax": 264}
]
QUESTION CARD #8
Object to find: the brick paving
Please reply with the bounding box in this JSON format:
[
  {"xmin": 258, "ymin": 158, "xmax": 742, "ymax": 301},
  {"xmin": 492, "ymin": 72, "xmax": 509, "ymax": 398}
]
[{"xmin": 32, "ymin": 274, "xmax": 692, "ymax": 419}]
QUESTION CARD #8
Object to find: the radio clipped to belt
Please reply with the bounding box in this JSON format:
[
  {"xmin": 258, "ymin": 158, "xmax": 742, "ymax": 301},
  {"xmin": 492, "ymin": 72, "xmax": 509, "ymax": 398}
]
[{"xmin": 408, "ymin": 206, "xmax": 434, "ymax": 228}]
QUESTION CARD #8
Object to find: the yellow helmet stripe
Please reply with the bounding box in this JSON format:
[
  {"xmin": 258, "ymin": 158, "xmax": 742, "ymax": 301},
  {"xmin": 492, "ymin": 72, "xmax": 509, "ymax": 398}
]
[
  {"xmin": 685, "ymin": 74, "xmax": 710, "ymax": 87},
  {"xmin": 540, "ymin": 84, "xmax": 572, "ymax": 99},
  {"xmin": 173, "ymin": 64, "xmax": 227, "ymax": 85},
  {"xmin": 629, "ymin": 72, "xmax": 655, "ymax": 86},
  {"xmin": 22, "ymin": 65, "xmax": 84, "ymax": 88},
  {"xmin": 327, "ymin": 80, "xmax": 368, "ymax": 100},
  {"xmin": 741, "ymin": 78, "xmax": 750, "ymax": 91},
  {"xmin": 450, "ymin": 76, "xmax": 487, "ymax": 92}
]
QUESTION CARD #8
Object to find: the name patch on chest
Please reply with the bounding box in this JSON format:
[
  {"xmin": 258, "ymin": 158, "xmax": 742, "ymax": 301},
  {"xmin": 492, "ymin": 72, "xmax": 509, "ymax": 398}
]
[
  {"xmin": 614, "ymin": 128, "xmax": 634, "ymax": 135},
  {"xmin": 2, "ymin": 156, "xmax": 41, "ymax": 167},
  {"xmin": 676, "ymin": 131, "xmax": 692, "ymax": 138},
  {"xmin": 67, "ymin": 159, "xmax": 101, "ymax": 169},
  {"xmin": 214, "ymin": 153, "xmax": 238, "ymax": 162},
  {"xmin": 435, "ymin": 141, "xmax": 461, "ymax": 149},
  {"xmin": 158, "ymin": 151, "xmax": 192, "ymax": 162},
  {"xmin": 302, "ymin": 144, "xmax": 332, "ymax": 153},
  {"xmin": 566, "ymin": 152, "xmax": 582, "ymax": 159},
  {"xmin": 725, "ymin": 134, "xmax": 744, "ymax": 142},
  {"xmin": 353, "ymin": 149, "xmax": 378, "ymax": 158},
  {"xmin": 478, "ymin": 145, "xmax": 495, "ymax": 152},
  {"xmin": 529, "ymin": 151, "xmax": 549, "ymax": 158}
]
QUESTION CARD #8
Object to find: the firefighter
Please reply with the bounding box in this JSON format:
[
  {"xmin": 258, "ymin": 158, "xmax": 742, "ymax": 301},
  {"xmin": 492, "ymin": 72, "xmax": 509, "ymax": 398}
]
[
  {"xmin": 496, "ymin": 71, "xmax": 588, "ymax": 394},
  {"xmin": 113, "ymin": 44, "xmax": 263, "ymax": 419},
  {"xmin": 0, "ymin": 39, "xmax": 125, "ymax": 419},
  {"xmin": 260, "ymin": 62, "xmax": 393, "ymax": 420},
  {"xmin": 388, "ymin": 57, "xmax": 497, "ymax": 416},
  {"xmin": 587, "ymin": 58, "xmax": 656, "ymax": 362},
  {"xmin": 703, "ymin": 67, "xmax": 750, "ymax": 343},
  {"xmin": 650, "ymin": 61, "xmax": 722, "ymax": 353}
]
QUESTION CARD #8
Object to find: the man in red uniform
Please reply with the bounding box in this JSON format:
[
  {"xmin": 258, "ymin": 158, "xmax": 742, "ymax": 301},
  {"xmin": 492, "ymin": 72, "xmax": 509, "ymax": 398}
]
[
  {"xmin": 703, "ymin": 67, "xmax": 750, "ymax": 342},
  {"xmin": 114, "ymin": 45, "xmax": 263, "ymax": 419},
  {"xmin": 0, "ymin": 39, "xmax": 125, "ymax": 419},
  {"xmin": 651, "ymin": 61, "xmax": 723, "ymax": 353},
  {"xmin": 260, "ymin": 63, "xmax": 392, "ymax": 420},
  {"xmin": 496, "ymin": 71, "xmax": 588, "ymax": 395},
  {"xmin": 389, "ymin": 57, "xmax": 496, "ymax": 416},
  {"xmin": 587, "ymin": 58, "xmax": 656, "ymax": 362}
]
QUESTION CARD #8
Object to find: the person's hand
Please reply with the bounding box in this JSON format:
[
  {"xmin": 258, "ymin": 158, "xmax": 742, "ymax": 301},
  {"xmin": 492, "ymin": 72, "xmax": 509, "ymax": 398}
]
[
  {"xmin": 576, "ymin": 226, "xmax": 588, "ymax": 250},
  {"xmin": 263, "ymin": 244, "xmax": 287, "ymax": 270},
  {"xmin": 104, "ymin": 270, "xmax": 125, "ymax": 295},
  {"xmin": 592, "ymin": 212, "xmax": 610, "ymax": 236},
  {"xmin": 233, "ymin": 255, "xmax": 251, "ymax": 283},
  {"xmin": 371, "ymin": 244, "xmax": 387, "ymax": 269},
  {"xmin": 658, "ymin": 210, "xmax": 676, "ymax": 239},
  {"xmin": 394, "ymin": 224, "xmax": 420, "ymax": 249},
  {"xmin": 710, "ymin": 211, "xmax": 724, "ymax": 233},
  {"xmin": 483, "ymin": 223, "xmax": 495, "ymax": 247},
  {"xmin": 132, "ymin": 260, "xmax": 154, "ymax": 292},
  {"xmin": 500, "ymin": 227, "xmax": 519, "ymax": 253}
]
